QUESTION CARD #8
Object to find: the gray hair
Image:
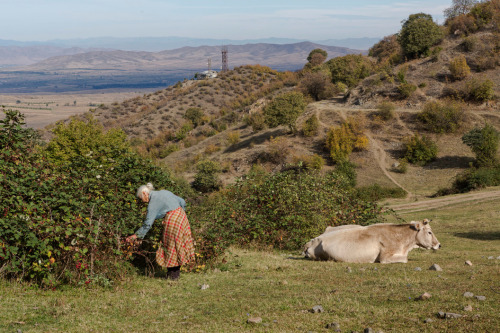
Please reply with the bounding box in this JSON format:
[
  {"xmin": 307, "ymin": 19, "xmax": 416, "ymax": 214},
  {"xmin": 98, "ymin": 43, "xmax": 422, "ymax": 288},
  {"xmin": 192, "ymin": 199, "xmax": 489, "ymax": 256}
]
[{"xmin": 136, "ymin": 182, "xmax": 154, "ymax": 198}]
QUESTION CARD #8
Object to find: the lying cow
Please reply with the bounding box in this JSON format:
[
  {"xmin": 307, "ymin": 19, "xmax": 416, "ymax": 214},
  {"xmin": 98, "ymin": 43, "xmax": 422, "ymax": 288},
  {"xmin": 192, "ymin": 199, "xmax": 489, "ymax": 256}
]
[{"xmin": 303, "ymin": 219, "xmax": 440, "ymax": 263}]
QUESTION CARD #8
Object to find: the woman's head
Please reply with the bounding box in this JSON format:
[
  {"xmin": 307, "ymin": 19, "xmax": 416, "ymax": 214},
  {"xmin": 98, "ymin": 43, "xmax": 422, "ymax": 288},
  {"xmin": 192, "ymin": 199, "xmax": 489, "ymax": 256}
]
[{"xmin": 136, "ymin": 183, "xmax": 154, "ymax": 202}]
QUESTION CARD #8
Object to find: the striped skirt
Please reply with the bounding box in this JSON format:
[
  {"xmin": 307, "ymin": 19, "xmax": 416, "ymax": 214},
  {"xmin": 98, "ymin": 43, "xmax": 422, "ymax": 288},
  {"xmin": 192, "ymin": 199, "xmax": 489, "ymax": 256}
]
[{"xmin": 155, "ymin": 207, "xmax": 195, "ymax": 268}]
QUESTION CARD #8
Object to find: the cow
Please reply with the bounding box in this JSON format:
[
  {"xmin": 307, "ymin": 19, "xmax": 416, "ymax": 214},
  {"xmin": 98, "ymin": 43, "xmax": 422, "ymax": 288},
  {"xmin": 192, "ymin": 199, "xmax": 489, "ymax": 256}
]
[{"xmin": 303, "ymin": 219, "xmax": 440, "ymax": 263}]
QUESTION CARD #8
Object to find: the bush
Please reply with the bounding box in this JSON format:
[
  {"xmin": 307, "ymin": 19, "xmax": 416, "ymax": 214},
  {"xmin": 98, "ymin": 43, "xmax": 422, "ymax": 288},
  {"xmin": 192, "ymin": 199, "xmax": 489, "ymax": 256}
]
[
  {"xmin": 192, "ymin": 160, "xmax": 222, "ymax": 193},
  {"xmin": 184, "ymin": 107, "xmax": 205, "ymax": 128},
  {"xmin": 368, "ymin": 34, "xmax": 402, "ymax": 64},
  {"xmin": 302, "ymin": 114, "xmax": 320, "ymax": 137},
  {"xmin": 355, "ymin": 184, "xmax": 407, "ymax": 201},
  {"xmin": 258, "ymin": 136, "xmax": 291, "ymax": 165},
  {"xmin": 226, "ymin": 131, "xmax": 240, "ymax": 145},
  {"xmin": 189, "ymin": 169, "xmax": 382, "ymax": 251},
  {"xmin": 465, "ymin": 78, "xmax": 495, "ymax": 102},
  {"xmin": 292, "ymin": 154, "xmax": 325, "ymax": 170},
  {"xmin": 376, "ymin": 101, "xmax": 395, "ymax": 120},
  {"xmin": 299, "ymin": 71, "xmax": 338, "ymax": 101},
  {"xmin": 306, "ymin": 48, "xmax": 328, "ymax": 66},
  {"xmin": 461, "ymin": 36, "xmax": 477, "ymax": 51},
  {"xmin": 398, "ymin": 13, "xmax": 443, "ymax": 58},
  {"xmin": 402, "ymin": 134, "xmax": 438, "ymax": 165},
  {"xmin": 326, "ymin": 118, "xmax": 369, "ymax": 163},
  {"xmin": 462, "ymin": 124, "xmax": 500, "ymax": 167},
  {"xmin": 1, "ymin": 110, "xmax": 192, "ymax": 286},
  {"xmin": 325, "ymin": 54, "xmax": 375, "ymax": 88},
  {"xmin": 263, "ymin": 91, "xmax": 307, "ymax": 132},
  {"xmin": 449, "ymin": 55, "xmax": 471, "ymax": 80},
  {"xmin": 244, "ymin": 112, "xmax": 267, "ymax": 132},
  {"xmin": 443, "ymin": 166, "xmax": 500, "ymax": 194},
  {"xmin": 397, "ymin": 82, "xmax": 417, "ymax": 98},
  {"xmin": 417, "ymin": 100, "xmax": 466, "ymax": 133}
]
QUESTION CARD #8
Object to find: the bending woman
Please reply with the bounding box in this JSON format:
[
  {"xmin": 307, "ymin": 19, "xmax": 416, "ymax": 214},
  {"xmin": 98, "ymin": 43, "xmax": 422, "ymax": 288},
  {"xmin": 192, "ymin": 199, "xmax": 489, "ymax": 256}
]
[{"xmin": 126, "ymin": 183, "xmax": 195, "ymax": 280}]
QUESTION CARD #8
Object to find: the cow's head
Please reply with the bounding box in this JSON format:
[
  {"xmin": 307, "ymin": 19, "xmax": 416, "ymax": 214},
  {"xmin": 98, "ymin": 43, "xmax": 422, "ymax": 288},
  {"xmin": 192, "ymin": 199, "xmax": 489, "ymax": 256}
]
[{"xmin": 411, "ymin": 219, "xmax": 441, "ymax": 250}]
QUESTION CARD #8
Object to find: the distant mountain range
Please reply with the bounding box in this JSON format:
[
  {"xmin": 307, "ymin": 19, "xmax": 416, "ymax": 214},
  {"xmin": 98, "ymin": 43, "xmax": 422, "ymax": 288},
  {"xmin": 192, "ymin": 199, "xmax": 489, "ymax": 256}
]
[
  {"xmin": 0, "ymin": 40, "xmax": 370, "ymax": 93},
  {"xmin": 0, "ymin": 36, "xmax": 379, "ymax": 68}
]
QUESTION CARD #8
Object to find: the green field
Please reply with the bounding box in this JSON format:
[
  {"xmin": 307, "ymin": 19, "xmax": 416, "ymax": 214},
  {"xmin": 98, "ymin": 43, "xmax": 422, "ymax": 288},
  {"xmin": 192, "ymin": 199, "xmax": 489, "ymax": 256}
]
[{"xmin": 1, "ymin": 197, "xmax": 499, "ymax": 332}]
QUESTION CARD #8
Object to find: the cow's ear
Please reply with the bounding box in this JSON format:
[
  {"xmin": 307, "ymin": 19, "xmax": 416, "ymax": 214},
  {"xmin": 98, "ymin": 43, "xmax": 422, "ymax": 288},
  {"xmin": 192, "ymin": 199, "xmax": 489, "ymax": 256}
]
[
  {"xmin": 423, "ymin": 219, "xmax": 430, "ymax": 225},
  {"xmin": 410, "ymin": 221, "xmax": 421, "ymax": 231}
]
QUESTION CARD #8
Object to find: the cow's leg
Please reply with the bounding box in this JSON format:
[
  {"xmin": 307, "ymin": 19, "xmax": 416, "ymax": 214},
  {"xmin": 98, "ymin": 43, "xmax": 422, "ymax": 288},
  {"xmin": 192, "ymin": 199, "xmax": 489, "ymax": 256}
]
[{"xmin": 379, "ymin": 253, "xmax": 408, "ymax": 264}]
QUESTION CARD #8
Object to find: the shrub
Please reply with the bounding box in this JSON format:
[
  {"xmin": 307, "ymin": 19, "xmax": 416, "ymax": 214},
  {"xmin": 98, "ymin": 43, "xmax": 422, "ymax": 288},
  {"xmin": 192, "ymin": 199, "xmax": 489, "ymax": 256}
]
[
  {"xmin": 226, "ymin": 131, "xmax": 240, "ymax": 145},
  {"xmin": 376, "ymin": 101, "xmax": 395, "ymax": 121},
  {"xmin": 244, "ymin": 112, "xmax": 266, "ymax": 132},
  {"xmin": 175, "ymin": 122, "xmax": 193, "ymax": 141},
  {"xmin": 465, "ymin": 78, "xmax": 495, "ymax": 102},
  {"xmin": 302, "ymin": 114, "xmax": 320, "ymax": 137},
  {"xmin": 292, "ymin": 154, "xmax": 325, "ymax": 171},
  {"xmin": 189, "ymin": 169, "xmax": 382, "ymax": 251},
  {"xmin": 299, "ymin": 71, "xmax": 338, "ymax": 101},
  {"xmin": 440, "ymin": 166, "xmax": 500, "ymax": 194},
  {"xmin": 449, "ymin": 55, "xmax": 471, "ymax": 80},
  {"xmin": 368, "ymin": 34, "xmax": 402, "ymax": 64},
  {"xmin": 402, "ymin": 134, "xmax": 438, "ymax": 165},
  {"xmin": 326, "ymin": 118, "xmax": 369, "ymax": 163},
  {"xmin": 184, "ymin": 107, "xmax": 205, "ymax": 128},
  {"xmin": 398, "ymin": 13, "xmax": 443, "ymax": 59},
  {"xmin": 325, "ymin": 54, "xmax": 375, "ymax": 88},
  {"xmin": 393, "ymin": 158, "xmax": 409, "ymax": 173},
  {"xmin": 258, "ymin": 136, "xmax": 291, "ymax": 165},
  {"xmin": 417, "ymin": 100, "xmax": 466, "ymax": 133},
  {"xmin": 263, "ymin": 91, "xmax": 307, "ymax": 132},
  {"xmin": 397, "ymin": 82, "xmax": 417, "ymax": 98},
  {"xmin": 355, "ymin": 184, "xmax": 407, "ymax": 201},
  {"xmin": 461, "ymin": 36, "xmax": 477, "ymax": 51},
  {"xmin": 0, "ymin": 110, "xmax": 193, "ymax": 286},
  {"xmin": 462, "ymin": 124, "xmax": 500, "ymax": 167},
  {"xmin": 192, "ymin": 160, "xmax": 222, "ymax": 193},
  {"xmin": 306, "ymin": 48, "xmax": 328, "ymax": 66}
]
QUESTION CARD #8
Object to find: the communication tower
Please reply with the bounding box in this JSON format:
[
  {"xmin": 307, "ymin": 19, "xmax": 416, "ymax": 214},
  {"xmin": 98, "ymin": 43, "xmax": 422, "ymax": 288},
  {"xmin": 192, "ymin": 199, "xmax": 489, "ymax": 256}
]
[
  {"xmin": 208, "ymin": 58, "xmax": 212, "ymax": 71},
  {"xmin": 221, "ymin": 46, "xmax": 228, "ymax": 72}
]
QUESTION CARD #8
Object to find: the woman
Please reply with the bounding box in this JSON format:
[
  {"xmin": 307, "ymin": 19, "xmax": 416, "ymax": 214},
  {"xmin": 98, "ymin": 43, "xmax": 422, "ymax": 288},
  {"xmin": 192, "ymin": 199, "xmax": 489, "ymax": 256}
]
[{"xmin": 126, "ymin": 183, "xmax": 195, "ymax": 280}]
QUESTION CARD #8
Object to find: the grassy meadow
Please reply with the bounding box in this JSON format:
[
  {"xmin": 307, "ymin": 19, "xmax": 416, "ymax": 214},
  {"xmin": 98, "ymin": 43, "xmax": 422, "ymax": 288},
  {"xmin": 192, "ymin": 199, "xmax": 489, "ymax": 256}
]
[{"xmin": 1, "ymin": 196, "xmax": 499, "ymax": 333}]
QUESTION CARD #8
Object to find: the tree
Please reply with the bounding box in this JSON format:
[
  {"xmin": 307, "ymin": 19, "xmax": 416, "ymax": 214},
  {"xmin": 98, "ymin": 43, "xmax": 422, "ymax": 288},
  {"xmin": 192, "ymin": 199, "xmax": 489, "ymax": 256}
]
[
  {"xmin": 368, "ymin": 34, "xmax": 402, "ymax": 64},
  {"xmin": 307, "ymin": 49, "xmax": 328, "ymax": 65},
  {"xmin": 462, "ymin": 124, "xmax": 500, "ymax": 167},
  {"xmin": 299, "ymin": 70, "xmax": 337, "ymax": 101},
  {"xmin": 444, "ymin": 0, "xmax": 479, "ymax": 20},
  {"xmin": 325, "ymin": 54, "xmax": 374, "ymax": 87},
  {"xmin": 263, "ymin": 92, "xmax": 307, "ymax": 132},
  {"xmin": 398, "ymin": 13, "xmax": 443, "ymax": 59},
  {"xmin": 192, "ymin": 159, "xmax": 222, "ymax": 192},
  {"xmin": 184, "ymin": 107, "xmax": 205, "ymax": 127}
]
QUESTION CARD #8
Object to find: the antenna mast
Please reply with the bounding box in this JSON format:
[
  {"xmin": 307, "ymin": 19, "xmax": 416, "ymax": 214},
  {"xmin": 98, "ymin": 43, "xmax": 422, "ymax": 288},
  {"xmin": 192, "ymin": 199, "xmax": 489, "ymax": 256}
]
[{"xmin": 221, "ymin": 46, "xmax": 228, "ymax": 72}]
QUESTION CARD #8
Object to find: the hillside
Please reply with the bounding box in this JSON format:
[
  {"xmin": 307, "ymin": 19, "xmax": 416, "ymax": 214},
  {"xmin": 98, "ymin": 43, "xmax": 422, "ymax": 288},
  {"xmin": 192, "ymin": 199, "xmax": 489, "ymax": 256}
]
[{"xmin": 70, "ymin": 15, "xmax": 499, "ymax": 200}]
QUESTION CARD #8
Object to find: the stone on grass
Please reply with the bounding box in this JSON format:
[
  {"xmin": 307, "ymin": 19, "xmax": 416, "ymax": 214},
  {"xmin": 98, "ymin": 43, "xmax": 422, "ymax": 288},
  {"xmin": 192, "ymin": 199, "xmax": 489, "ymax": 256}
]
[
  {"xmin": 438, "ymin": 312, "xmax": 462, "ymax": 319},
  {"xmin": 424, "ymin": 318, "xmax": 434, "ymax": 323},
  {"xmin": 310, "ymin": 305, "xmax": 324, "ymax": 313},
  {"xmin": 475, "ymin": 295, "xmax": 486, "ymax": 301},
  {"xmin": 429, "ymin": 264, "xmax": 442, "ymax": 271},
  {"xmin": 463, "ymin": 292, "xmax": 474, "ymax": 298},
  {"xmin": 364, "ymin": 328, "xmax": 373, "ymax": 333},
  {"xmin": 465, "ymin": 260, "xmax": 473, "ymax": 266},
  {"xmin": 325, "ymin": 322, "xmax": 341, "ymax": 331},
  {"xmin": 347, "ymin": 267, "xmax": 352, "ymax": 273},
  {"xmin": 417, "ymin": 292, "xmax": 432, "ymax": 300},
  {"xmin": 488, "ymin": 256, "xmax": 494, "ymax": 260},
  {"xmin": 464, "ymin": 305, "xmax": 473, "ymax": 311},
  {"xmin": 414, "ymin": 267, "xmax": 422, "ymax": 271},
  {"xmin": 200, "ymin": 284, "xmax": 209, "ymax": 290},
  {"xmin": 247, "ymin": 317, "xmax": 262, "ymax": 324}
]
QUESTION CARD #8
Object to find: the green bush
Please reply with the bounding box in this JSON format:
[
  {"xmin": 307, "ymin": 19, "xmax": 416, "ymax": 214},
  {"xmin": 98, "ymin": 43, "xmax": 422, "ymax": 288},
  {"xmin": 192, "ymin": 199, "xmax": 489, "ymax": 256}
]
[
  {"xmin": 302, "ymin": 114, "xmax": 320, "ymax": 137},
  {"xmin": 189, "ymin": 169, "xmax": 382, "ymax": 251},
  {"xmin": 417, "ymin": 100, "xmax": 466, "ymax": 133},
  {"xmin": 325, "ymin": 54, "xmax": 374, "ymax": 88},
  {"xmin": 402, "ymin": 134, "xmax": 438, "ymax": 165},
  {"xmin": 355, "ymin": 184, "xmax": 407, "ymax": 201},
  {"xmin": 0, "ymin": 110, "xmax": 190, "ymax": 286},
  {"xmin": 442, "ymin": 166, "xmax": 500, "ymax": 194},
  {"xmin": 397, "ymin": 82, "xmax": 417, "ymax": 98},
  {"xmin": 263, "ymin": 91, "xmax": 307, "ymax": 132},
  {"xmin": 192, "ymin": 160, "xmax": 222, "ymax": 193},
  {"xmin": 462, "ymin": 124, "xmax": 500, "ymax": 167},
  {"xmin": 465, "ymin": 78, "xmax": 495, "ymax": 102},
  {"xmin": 244, "ymin": 112, "xmax": 266, "ymax": 132},
  {"xmin": 184, "ymin": 107, "xmax": 205, "ymax": 128},
  {"xmin": 326, "ymin": 118, "xmax": 369, "ymax": 163},
  {"xmin": 449, "ymin": 55, "xmax": 471, "ymax": 80},
  {"xmin": 398, "ymin": 13, "xmax": 443, "ymax": 59}
]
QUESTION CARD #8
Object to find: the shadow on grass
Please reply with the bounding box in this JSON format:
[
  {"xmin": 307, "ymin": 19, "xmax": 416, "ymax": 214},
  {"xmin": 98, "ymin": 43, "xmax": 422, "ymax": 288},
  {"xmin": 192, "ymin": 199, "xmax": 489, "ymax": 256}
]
[{"xmin": 454, "ymin": 231, "xmax": 500, "ymax": 241}]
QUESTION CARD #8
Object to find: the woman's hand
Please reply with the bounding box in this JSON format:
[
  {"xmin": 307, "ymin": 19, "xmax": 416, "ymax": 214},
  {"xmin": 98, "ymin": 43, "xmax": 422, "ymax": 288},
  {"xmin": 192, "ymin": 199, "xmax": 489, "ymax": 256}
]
[{"xmin": 126, "ymin": 234, "xmax": 138, "ymax": 243}]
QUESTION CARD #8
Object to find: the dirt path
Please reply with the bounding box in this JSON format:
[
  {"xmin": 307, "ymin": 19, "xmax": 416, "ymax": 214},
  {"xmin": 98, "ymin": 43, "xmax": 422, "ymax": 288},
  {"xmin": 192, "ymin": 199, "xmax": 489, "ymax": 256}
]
[{"xmin": 386, "ymin": 189, "xmax": 500, "ymax": 213}]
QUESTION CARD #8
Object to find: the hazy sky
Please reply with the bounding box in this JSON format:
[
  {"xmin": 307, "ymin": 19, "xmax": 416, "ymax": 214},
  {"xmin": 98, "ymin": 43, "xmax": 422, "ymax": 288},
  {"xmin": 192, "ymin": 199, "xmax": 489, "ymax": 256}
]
[{"xmin": 3, "ymin": 0, "xmax": 452, "ymax": 41}]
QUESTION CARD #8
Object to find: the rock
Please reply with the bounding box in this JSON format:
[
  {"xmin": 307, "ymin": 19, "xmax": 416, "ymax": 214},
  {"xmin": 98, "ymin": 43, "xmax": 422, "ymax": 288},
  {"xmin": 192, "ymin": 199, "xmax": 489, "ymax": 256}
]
[
  {"xmin": 488, "ymin": 256, "xmax": 494, "ymax": 260},
  {"xmin": 438, "ymin": 312, "xmax": 462, "ymax": 319},
  {"xmin": 281, "ymin": 280, "xmax": 288, "ymax": 285},
  {"xmin": 247, "ymin": 317, "xmax": 262, "ymax": 324},
  {"xmin": 475, "ymin": 295, "xmax": 486, "ymax": 301},
  {"xmin": 424, "ymin": 318, "xmax": 434, "ymax": 323},
  {"xmin": 464, "ymin": 305, "xmax": 473, "ymax": 311},
  {"xmin": 364, "ymin": 328, "xmax": 373, "ymax": 333},
  {"xmin": 200, "ymin": 284, "xmax": 209, "ymax": 290},
  {"xmin": 463, "ymin": 292, "xmax": 474, "ymax": 298},
  {"xmin": 497, "ymin": 256, "xmax": 500, "ymax": 260},
  {"xmin": 392, "ymin": 162, "xmax": 400, "ymax": 168},
  {"xmin": 347, "ymin": 267, "xmax": 352, "ymax": 273},
  {"xmin": 429, "ymin": 264, "xmax": 442, "ymax": 271},
  {"xmin": 465, "ymin": 260, "xmax": 473, "ymax": 266},
  {"xmin": 417, "ymin": 292, "xmax": 432, "ymax": 300},
  {"xmin": 414, "ymin": 267, "xmax": 422, "ymax": 271},
  {"xmin": 325, "ymin": 322, "xmax": 341, "ymax": 331},
  {"xmin": 311, "ymin": 305, "xmax": 324, "ymax": 313}
]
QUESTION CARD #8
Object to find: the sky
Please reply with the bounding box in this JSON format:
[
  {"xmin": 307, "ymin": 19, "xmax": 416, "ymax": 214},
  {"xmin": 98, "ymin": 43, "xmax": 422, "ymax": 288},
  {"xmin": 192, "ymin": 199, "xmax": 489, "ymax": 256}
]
[{"xmin": 2, "ymin": 0, "xmax": 453, "ymax": 42}]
